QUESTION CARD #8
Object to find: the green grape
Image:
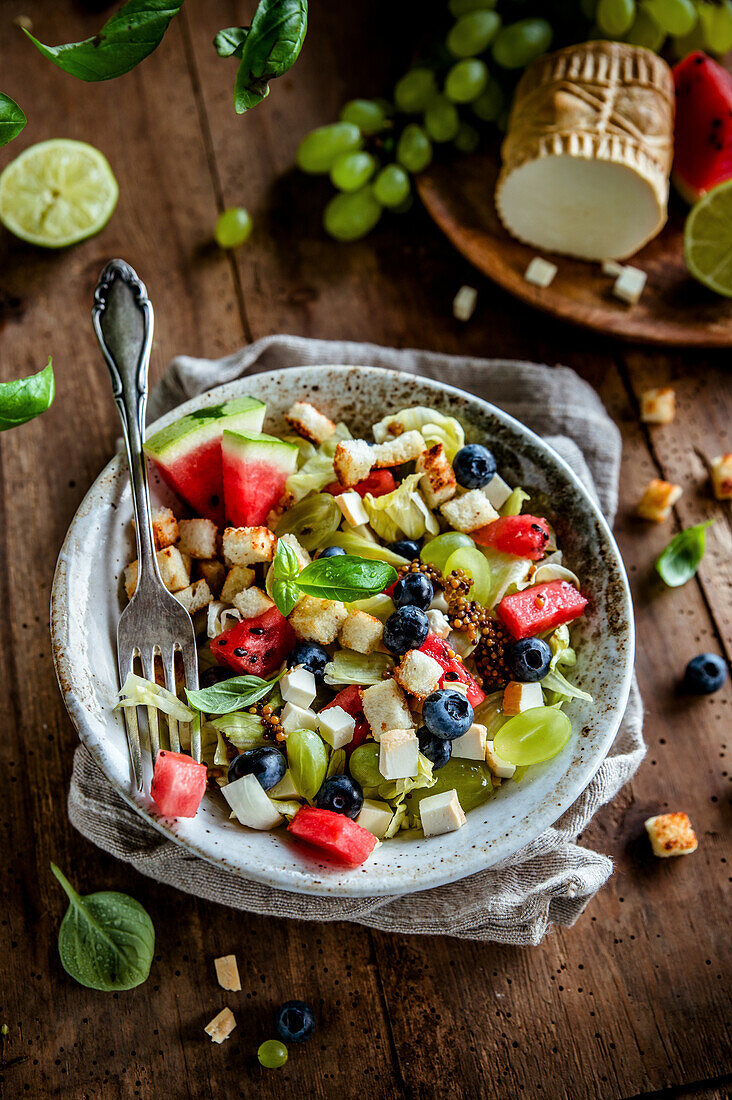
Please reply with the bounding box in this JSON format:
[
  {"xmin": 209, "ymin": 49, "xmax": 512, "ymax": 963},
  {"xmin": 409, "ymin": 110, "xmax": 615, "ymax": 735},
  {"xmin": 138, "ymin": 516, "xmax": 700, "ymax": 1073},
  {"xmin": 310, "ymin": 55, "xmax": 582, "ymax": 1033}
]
[
  {"xmin": 454, "ymin": 121, "xmax": 481, "ymax": 154},
  {"xmin": 258, "ymin": 1040, "xmax": 288, "ymax": 1069},
  {"xmin": 421, "ymin": 531, "xmax": 474, "ymax": 571},
  {"xmin": 424, "ymin": 95, "xmax": 461, "ymax": 142},
  {"xmin": 494, "ymin": 707, "xmax": 571, "ymax": 766},
  {"xmin": 409, "ymin": 758, "xmax": 494, "ymax": 814},
  {"xmin": 580, "ymin": 0, "xmax": 598, "ymax": 17},
  {"xmin": 349, "ymin": 743, "xmax": 382, "ymax": 788},
  {"xmin": 449, "ymin": 0, "xmax": 497, "ymax": 15},
  {"xmin": 330, "ymin": 150, "xmax": 377, "ymax": 192},
  {"xmin": 396, "ymin": 124, "xmax": 433, "ymax": 172},
  {"xmin": 492, "ymin": 18, "xmax": 553, "ymax": 69},
  {"xmin": 671, "ymin": 18, "xmax": 705, "ymax": 53},
  {"xmin": 641, "ymin": 0, "xmax": 696, "ymax": 35},
  {"xmin": 625, "ymin": 7, "xmax": 665, "ymax": 47},
  {"xmin": 447, "ymin": 10, "xmax": 502, "ymax": 57},
  {"xmin": 445, "ymin": 58, "xmax": 489, "ymax": 103},
  {"xmin": 373, "ymin": 163, "xmax": 411, "ymax": 207},
  {"xmin": 471, "ymin": 78, "xmax": 504, "ymax": 121},
  {"xmin": 394, "ymin": 68, "xmax": 438, "ymax": 113},
  {"xmin": 696, "ymin": 0, "xmax": 732, "ymax": 50},
  {"xmin": 214, "ymin": 207, "xmax": 252, "ymax": 249},
  {"xmin": 296, "ymin": 122, "xmax": 362, "ymax": 174},
  {"xmin": 596, "ymin": 0, "xmax": 636, "ymax": 35},
  {"xmin": 444, "ymin": 546, "xmax": 492, "ymax": 604},
  {"xmin": 323, "ymin": 186, "xmax": 382, "ymax": 241},
  {"xmin": 339, "ymin": 98, "xmax": 387, "ymax": 134},
  {"xmin": 391, "ymin": 194, "xmax": 414, "ymax": 214}
]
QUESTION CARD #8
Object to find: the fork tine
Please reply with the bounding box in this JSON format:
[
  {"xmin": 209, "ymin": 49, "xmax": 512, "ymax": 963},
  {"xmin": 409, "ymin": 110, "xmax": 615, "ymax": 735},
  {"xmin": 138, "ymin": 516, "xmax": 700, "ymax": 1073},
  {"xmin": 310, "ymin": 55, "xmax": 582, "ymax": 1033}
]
[
  {"xmin": 181, "ymin": 643, "xmax": 201, "ymax": 763},
  {"xmin": 118, "ymin": 652, "xmax": 144, "ymax": 791},
  {"xmin": 162, "ymin": 649, "xmax": 181, "ymax": 753},
  {"xmin": 140, "ymin": 648, "xmax": 161, "ymax": 763}
]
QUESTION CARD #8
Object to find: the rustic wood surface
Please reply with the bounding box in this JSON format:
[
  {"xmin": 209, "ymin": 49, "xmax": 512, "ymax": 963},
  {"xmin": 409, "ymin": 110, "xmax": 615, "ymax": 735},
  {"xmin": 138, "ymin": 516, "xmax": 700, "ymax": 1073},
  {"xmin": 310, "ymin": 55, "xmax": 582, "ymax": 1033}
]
[{"xmin": 0, "ymin": 3, "xmax": 730, "ymax": 1098}]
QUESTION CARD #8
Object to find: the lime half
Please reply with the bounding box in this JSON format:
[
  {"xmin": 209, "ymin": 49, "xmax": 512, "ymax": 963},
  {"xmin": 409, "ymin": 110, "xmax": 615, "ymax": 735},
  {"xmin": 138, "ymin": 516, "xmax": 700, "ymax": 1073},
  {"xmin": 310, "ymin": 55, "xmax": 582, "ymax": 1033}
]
[
  {"xmin": 0, "ymin": 139, "xmax": 118, "ymax": 248},
  {"xmin": 684, "ymin": 179, "xmax": 732, "ymax": 298}
]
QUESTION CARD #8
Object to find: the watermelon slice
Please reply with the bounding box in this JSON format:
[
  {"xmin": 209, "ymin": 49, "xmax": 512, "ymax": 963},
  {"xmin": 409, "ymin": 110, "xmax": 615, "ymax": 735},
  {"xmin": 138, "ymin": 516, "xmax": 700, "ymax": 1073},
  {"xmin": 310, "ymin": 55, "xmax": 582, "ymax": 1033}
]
[
  {"xmin": 288, "ymin": 806, "xmax": 378, "ymax": 865},
  {"xmin": 222, "ymin": 430, "xmax": 298, "ymax": 527},
  {"xmin": 150, "ymin": 751, "xmax": 207, "ymax": 818},
  {"xmin": 213, "ymin": 605, "xmax": 297, "ymax": 678},
  {"xmin": 673, "ymin": 51, "xmax": 732, "ymax": 204},
  {"xmin": 144, "ymin": 396, "xmax": 266, "ymax": 524}
]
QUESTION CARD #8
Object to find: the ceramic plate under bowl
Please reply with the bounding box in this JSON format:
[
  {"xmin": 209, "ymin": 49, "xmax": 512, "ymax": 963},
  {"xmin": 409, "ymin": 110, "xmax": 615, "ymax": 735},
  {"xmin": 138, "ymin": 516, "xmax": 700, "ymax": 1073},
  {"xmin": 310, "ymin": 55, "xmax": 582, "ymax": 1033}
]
[{"xmin": 51, "ymin": 365, "xmax": 634, "ymax": 898}]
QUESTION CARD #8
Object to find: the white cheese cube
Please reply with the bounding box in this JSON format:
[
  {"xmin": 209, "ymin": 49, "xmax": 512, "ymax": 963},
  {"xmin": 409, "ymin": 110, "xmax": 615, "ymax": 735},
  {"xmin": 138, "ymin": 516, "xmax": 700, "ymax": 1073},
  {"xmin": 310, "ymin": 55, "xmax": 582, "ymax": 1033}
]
[
  {"xmin": 281, "ymin": 702, "xmax": 319, "ymax": 734},
  {"xmin": 601, "ymin": 259, "xmax": 623, "ymax": 277},
  {"xmin": 503, "ymin": 680, "xmax": 544, "ymax": 715},
  {"xmin": 419, "ymin": 789, "xmax": 466, "ymax": 837},
  {"xmin": 317, "ymin": 705, "xmax": 356, "ymax": 750},
  {"xmin": 379, "ymin": 729, "xmax": 420, "ymax": 780},
  {"xmin": 451, "ymin": 722, "xmax": 487, "ymax": 761},
  {"xmin": 453, "ymin": 284, "xmax": 478, "ymax": 322},
  {"xmin": 362, "ymin": 679, "xmax": 413, "ymax": 741},
  {"xmin": 429, "ymin": 591, "xmax": 450, "ymax": 614},
  {"xmin": 486, "ymin": 739, "xmax": 516, "ymax": 779},
  {"xmin": 214, "ymin": 955, "xmax": 241, "ymax": 992},
  {"xmin": 483, "ymin": 473, "xmax": 512, "ymax": 510},
  {"xmin": 222, "ymin": 773, "xmax": 283, "ymax": 830},
  {"xmin": 281, "ymin": 665, "xmax": 317, "ymax": 709},
  {"xmin": 426, "ymin": 608, "xmax": 451, "ymax": 639},
  {"xmin": 356, "ymin": 799, "xmax": 394, "ymax": 839},
  {"xmin": 524, "ymin": 256, "xmax": 558, "ymax": 288},
  {"xmin": 335, "ymin": 490, "xmax": 370, "ymax": 527},
  {"xmin": 613, "ymin": 264, "xmax": 647, "ymax": 305},
  {"xmin": 205, "ymin": 1006, "xmax": 237, "ymax": 1043}
]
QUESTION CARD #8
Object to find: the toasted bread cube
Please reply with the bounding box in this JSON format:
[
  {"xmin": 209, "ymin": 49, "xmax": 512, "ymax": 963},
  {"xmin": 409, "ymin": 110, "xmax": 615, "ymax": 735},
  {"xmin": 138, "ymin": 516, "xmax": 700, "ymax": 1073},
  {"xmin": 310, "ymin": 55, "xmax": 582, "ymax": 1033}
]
[
  {"xmin": 288, "ymin": 596, "xmax": 348, "ymax": 645},
  {"xmin": 175, "ymin": 579, "xmax": 213, "ymax": 614},
  {"xmin": 204, "ymin": 1007, "xmax": 236, "ymax": 1044},
  {"xmin": 333, "ymin": 440, "xmax": 374, "ymax": 486},
  {"xmin": 177, "ymin": 517, "xmax": 218, "ymax": 559},
  {"xmin": 711, "ymin": 453, "xmax": 732, "ymax": 500},
  {"xmin": 486, "ymin": 740, "xmax": 516, "ymax": 779},
  {"xmin": 335, "ymin": 491, "xmax": 369, "ymax": 527},
  {"xmin": 645, "ymin": 812, "xmax": 698, "ymax": 858},
  {"xmin": 222, "ymin": 525, "xmax": 276, "ymax": 565},
  {"xmin": 133, "ymin": 506, "xmax": 179, "ymax": 550},
  {"xmin": 285, "ymin": 400, "xmax": 336, "ymax": 445},
  {"xmin": 636, "ymin": 478, "xmax": 682, "ymax": 522},
  {"xmin": 419, "ymin": 789, "xmax": 466, "ymax": 836},
  {"xmin": 641, "ymin": 387, "xmax": 676, "ymax": 425},
  {"xmin": 124, "ymin": 545, "xmax": 192, "ymax": 599},
  {"xmin": 214, "ymin": 955, "xmax": 241, "ymax": 992},
  {"xmin": 426, "ymin": 608, "xmax": 451, "ymax": 639},
  {"xmin": 373, "ymin": 430, "xmax": 425, "ymax": 469},
  {"xmin": 453, "ymin": 285, "xmax": 478, "ymax": 322},
  {"xmin": 394, "ymin": 649, "xmax": 443, "ymax": 698},
  {"xmin": 338, "ymin": 610, "xmax": 384, "ymax": 654},
  {"xmin": 123, "ymin": 561, "xmax": 138, "ymax": 600},
  {"xmin": 197, "ymin": 559, "xmax": 226, "ymax": 597},
  {"xmin": 362, "ymin": 679, "xmax": 413, "ymax": 740},
  {"xmin": 441, "ymin": 489, "xmax": 499, "ymax": 533},
  {"xmin": 503, "ymin": 681, "xmax": 543, "ymax": 715},
  {"xmin": 220, "ymin": 565, "xmax": 255, "ymax": 603},
  {"xmin": 416, "ymin": 443, "xmax": 457, "ymax": 508},
  {"xmin": 233, "ymin": 586, "xmax": 273, "ymax": 619},
  {"xmin": 278, "ymin": 533, "xmax": 311, "ymax": 571},
  {"xmin": 379, "ymin": 728, "xmax": 420, "ymax": 780}
]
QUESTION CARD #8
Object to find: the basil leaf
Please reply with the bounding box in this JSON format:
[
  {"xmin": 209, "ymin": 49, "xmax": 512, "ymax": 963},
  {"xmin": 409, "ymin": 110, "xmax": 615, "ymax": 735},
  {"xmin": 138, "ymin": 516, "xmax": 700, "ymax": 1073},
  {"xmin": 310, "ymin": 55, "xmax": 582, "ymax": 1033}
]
[
  {"xmin": 656, "ymin": 520, "xmax": 713, "ymax": 588},
  {"xmin": 287, "ymin": 728, "xmax": 328, "ymax": 802},
  {"xmin": 296, "ymin": 555, "xmax": 397, "ymax": 603},
  {"xmin": 185, "ymin": 671, "xmax": 282, "ymax": 715},
  {"xmin": 51, "ymin": 863, "xmax": 154, "ymax": 991},
  {"xmin": 234, "ymin": 0, "xmax": 308, "ymax": 113},
  {"xmin": 270, "ymin": 537, "xmax": 304, "ymax": 615},
  {"xmin": 272, "ymin": 578, "xmax": 300, "ymax": 616},
  {"xmin": 0, "ymin": 358, "xmax": 54, "ymax": 432},
  {"xmin": 23, "ymin": 0, "xmax": 185, "ymax": 82},
  {"xmin": 0, "ymin": 93, "xmax": 26, "ymax": 148},
  {"xmin": 214, "ymin": 26, "xmax": 249, "ymax": 58}
]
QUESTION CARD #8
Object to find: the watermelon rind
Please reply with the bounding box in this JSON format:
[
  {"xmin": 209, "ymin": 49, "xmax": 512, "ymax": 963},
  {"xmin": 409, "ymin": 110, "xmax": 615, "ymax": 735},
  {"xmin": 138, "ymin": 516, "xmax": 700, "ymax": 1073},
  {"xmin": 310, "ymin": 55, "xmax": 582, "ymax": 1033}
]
[{"xmin": 144, "ymin": 396, "xmax": 266, "ymax": 462}]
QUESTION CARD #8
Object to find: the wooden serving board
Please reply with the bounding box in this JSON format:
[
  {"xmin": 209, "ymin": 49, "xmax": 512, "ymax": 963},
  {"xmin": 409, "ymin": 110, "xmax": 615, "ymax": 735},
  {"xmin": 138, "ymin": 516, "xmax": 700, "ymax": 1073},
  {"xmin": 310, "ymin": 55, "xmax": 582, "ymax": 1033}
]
[{"xmin": 417, "ymin": 144, "xmax": 732, "ymax": 347}]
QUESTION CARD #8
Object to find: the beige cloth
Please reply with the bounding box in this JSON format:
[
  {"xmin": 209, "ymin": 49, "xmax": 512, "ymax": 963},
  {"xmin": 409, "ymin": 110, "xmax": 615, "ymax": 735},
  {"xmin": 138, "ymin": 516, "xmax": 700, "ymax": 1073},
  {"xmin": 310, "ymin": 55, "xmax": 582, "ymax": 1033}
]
[{"xmin": 68, "ymin": 336, "xmax": 644, "ymax": 944}]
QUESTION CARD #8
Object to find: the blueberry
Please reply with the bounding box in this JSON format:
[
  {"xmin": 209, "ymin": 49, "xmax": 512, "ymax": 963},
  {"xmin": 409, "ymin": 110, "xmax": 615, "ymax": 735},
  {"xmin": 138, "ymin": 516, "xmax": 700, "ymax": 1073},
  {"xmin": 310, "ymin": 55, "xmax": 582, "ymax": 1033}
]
[
  {"xmin": 315, "ymin": 774, "xmax": 364, "ymax": 819},
  {"xmin": 319, "ymin": 546, "xmax": 346, "ymax": 558},
  {"xmin": 684, "ymin": 653, "xmax": 727, "ymax": 695},
  {"xmin": 275, "ymin": 1000, "xmax": 315, "ymax": 1044},
  {"xmin": 227, "ymin": 747, "xmax": 286, "ymax": 790},
  {"xmin": 506, "ymin": 637, "xmax": 552, "ymax": 682},
  {"xmin": 383, "ymin": 606, "xmax": 430, "ymax": 654},
  {"xmin": 389, "ymin": 538, "xmax": 421, "ymax": 560},
  {"xmin": 417, "ymin": 726, "xmax": 452, "ymax": 768},
  {"xmin": 422, "ymin": 689, "xmax": 474, "ymax": 740},
  {"xmin": 453, "ymin": 444, "xmax": 497, "ymax": 489},
  {"xmin": 287, "ymin": 641, "xmax": 329, "ymax": 681},
  {"xmin": 393, "ymin": 572, "xmax": 433, "ymax": 611}
]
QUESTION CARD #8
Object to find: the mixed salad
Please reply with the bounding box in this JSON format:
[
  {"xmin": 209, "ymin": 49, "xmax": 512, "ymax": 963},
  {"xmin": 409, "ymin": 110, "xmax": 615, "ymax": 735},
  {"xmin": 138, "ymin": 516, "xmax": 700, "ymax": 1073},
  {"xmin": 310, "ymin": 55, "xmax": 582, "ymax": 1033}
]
[{"xmin": 116, "ymin": 396, "xmax": 590, "ymax": 866}]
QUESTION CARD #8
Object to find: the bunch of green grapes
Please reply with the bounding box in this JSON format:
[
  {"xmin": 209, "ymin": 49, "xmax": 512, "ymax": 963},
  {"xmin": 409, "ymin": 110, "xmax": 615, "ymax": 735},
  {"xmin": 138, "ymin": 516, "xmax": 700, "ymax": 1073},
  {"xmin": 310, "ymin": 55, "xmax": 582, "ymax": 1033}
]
[{"xmin": 592, "ymin": 0, "xmax": 732, "ymax": 53}]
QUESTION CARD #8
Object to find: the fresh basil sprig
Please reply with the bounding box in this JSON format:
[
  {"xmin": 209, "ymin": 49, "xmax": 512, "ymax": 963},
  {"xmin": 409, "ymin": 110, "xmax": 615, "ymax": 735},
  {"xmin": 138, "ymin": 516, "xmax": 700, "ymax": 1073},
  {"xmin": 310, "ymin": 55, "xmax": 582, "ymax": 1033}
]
[
  {"xmin": 227, "ymin": 0, "xmax": 308, "ymax": 113},
  {"xmin": 185, "ymin": 670, "xmax": 283, "ymax": 715},
  {"xmin": 271, "ymin": 539, "xmax": 303, "ymax": 616},
  {"xmin": 0, "ymin": 93, "xmax": 26, "ymax": 148},
  {"xmin": 270, "ymin": 543, "xmax": 397, "ymax": 615},
  {"xmin": 0, "ymin": 358, "xmax": 54, "ymax": 432},
  {"xmin": 51, "ymin": 863, "xmax": 155, "ymax": 991},
  {"xmin": 656, "ymin": 520, "xmax": 713, "ymax": 588}
]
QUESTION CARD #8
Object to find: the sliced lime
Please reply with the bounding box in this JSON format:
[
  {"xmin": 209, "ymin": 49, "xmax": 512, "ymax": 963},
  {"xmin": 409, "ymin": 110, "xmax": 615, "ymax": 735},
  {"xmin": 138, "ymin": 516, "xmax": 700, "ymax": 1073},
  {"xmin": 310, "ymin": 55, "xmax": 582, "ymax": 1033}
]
[{"xmin": 684, "ymin": 179, "xmax": 732, "ymax": 298}]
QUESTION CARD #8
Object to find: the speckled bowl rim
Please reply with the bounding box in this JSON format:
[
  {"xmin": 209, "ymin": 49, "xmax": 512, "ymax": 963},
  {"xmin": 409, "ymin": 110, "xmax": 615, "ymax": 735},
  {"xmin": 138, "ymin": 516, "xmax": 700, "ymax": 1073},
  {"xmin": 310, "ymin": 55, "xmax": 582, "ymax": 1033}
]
[{"xmin": 51, "ymin": 365, "xmax": 634, "ymax": 898}]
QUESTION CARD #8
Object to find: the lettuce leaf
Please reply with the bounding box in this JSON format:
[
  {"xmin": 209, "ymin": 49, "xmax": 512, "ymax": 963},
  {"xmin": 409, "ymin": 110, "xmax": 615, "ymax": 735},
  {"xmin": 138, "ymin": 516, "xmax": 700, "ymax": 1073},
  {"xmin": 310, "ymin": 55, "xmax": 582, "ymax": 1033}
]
[
  {"xmin": 500, "ymin": 487, "xmax": 530, "ymax": 516},
  {"xmin": 115, "ymin": 673, "xmax": 195, "ymax": 723},
  {"xmin": 324, "ymin": 649, "xmax": 394, "ymax": 686},
  {"xmin": 377, "ymin": 752, "xmax": 436, "ymax": 806},
  {"xmin": 372, "ymin": 406, "xmax": 465, "ymax": 460},
  {"xmin": 364, "ymin": 473, "xmax": 439, "ymax": 542},
  {"xmin": 541, "ymin": 667, "xmax": 592, "ymax": 702},
  {"xmin": 384, "ymin": 803, "xmax": 407, "ymax": 839},
  {"xmin": 210, "ymin": 711, "xmax": 267, "ymax": 751},
  {"xmin": 479, "ymin": 548, "xmax": 532, "ymax": 608}
]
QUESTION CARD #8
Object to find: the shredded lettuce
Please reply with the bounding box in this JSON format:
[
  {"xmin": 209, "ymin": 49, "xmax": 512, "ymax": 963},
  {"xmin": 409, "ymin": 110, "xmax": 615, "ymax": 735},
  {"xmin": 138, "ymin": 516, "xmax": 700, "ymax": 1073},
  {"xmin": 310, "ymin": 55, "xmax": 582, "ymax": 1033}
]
[
  {"xmin": 210, "ymin": 711, "xmax": 267, "ymax": 751},
  {"xmin": 364, "ymin": 473, "xmax": 439, "ymax": 542},
  {"xmin": 377, "ymin": 752, "xmax": 436, "ymax": 806},
  {"xmin": 500, "ymin": 487, "xmax": 530, "ymax": 516},
  {"xmin": 213, "ymin": 728, "xmax": 229, "ymax": 766},
  {"xmin": 326, "ymin": 530, "xmax": 410, "ymax": 565},
  {"xmin": 372, "ymin": 406, "xmax": 465, "ymax": 461},
  {"xmin": 319, "ymin": 422, "xmax": 352, "ymax": 457},
  {"xmin": 541, "ymin": 668, "xmax": 592, "ymax": 702},
  {"xmin": 275, "ymin": 491, "xmax": 341, "ymax": 551},
  {"xmin": 115, "ymin": 672, "xmax": 195, "ymax": 723},
  {"xmin": 324, "ymin": 649, "xmax": 394, "ymax": 686},
  {"xmin": 268, "ymin": 798, "xmax": 301, "ymax": 821},
  {"xmin": 199, "ymin": 721, "xmax": 221, "ymax": 768},
  {"xmin": 548, "ymin": 624, "xmax": 572, "ymax": 669},
  {"xmin": 479, "ymin": 548, "xmax": 533, "ymax": 608},
  {"xmin": 384, "ymin": 803, "xmax": 407, "ymax": 839},
  {"xmin": 285, "ymin": 451, "xmax": 335, "ymax": 503},
  {"xmin": 282, "ymin": 433, "xmax": 317, "ymax": 468},
  {"xmin": 350, "ymin": 592, "xmax": 396, "ymax": 621},
  {"xmin": 532, "ymin": 562, "xmax": 581, "ymax": 589},
  {"xmin": 207, "ymin": 602, "xmax": 242, "ymax": 639}
]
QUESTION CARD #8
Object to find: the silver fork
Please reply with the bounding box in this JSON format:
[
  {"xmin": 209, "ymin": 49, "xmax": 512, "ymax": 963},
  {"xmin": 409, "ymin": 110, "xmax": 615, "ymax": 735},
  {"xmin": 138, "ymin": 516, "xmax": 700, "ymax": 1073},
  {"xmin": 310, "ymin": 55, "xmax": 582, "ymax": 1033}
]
[{"xmin": 93, "ymin": 259, "xmax": 200, "ymax": 791}]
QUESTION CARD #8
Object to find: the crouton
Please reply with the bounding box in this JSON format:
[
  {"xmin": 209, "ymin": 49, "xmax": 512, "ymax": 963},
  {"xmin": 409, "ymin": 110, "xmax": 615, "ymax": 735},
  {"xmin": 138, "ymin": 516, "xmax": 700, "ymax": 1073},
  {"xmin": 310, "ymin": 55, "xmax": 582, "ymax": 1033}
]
[
  {"xmin": 711, "ymin": 453, "xmax": 732, "ymax": 501},
  {"xmin": 220, "ymin": 565, "xmax": 255, "ymax": 603},
  {"xmin": 174, "ymin": 579, "xmax": 213, "ymax": 614},
  {"xmin": 285, "ymin": 400, "xmax": 336, "ymax": 445},
  {"xmin": 333, "ymin": 440, "xmax": 374, "ymax": 487},
  {"xmin": 645, "ymin": 812, "xmax": 698, "ymax": 858},
  {"xmin": 214, "ymin": 955, "xmax": 241, "ymax": 992},
  {"xmin": 441, "ymin": 489, "xmax": 499, "ymax": 533},
  {"xmin": 288, "ymin": 596, "xmax": 348, "ymax": 645},
  {"xmin": 222, "ymin": 526, "xmax": 276, "ymax": 565},
  {"xmin": 373, "ymin": 429, "xmax": 425, "ymax": 469},
  {"xmin": 197, "ymin": 559, "xmax": 226, "ymax": 597},
  {"xmin": 177, "ymin": 517, "xmax": 218, "ymax": 560},
  {"xmin": 278, "ymin": 533, "xmax": 311, "ymax": 571},
  {"xmin": 641, "ymin": 387, "xmax": 676, "ymax": 425},
  {"xmin": 338, "ymin": 610, "xmax": 384, "ymax": 654},
  {"xmin": 204, "ymin": 1007, "xmax": 236, "ymax": 1044},
  {"xmin": 124, "ymin": 545, "xmax": 191, "ymax": 599},
  {"xmin": 233, "ymin": 587, "xmax": 273, "ymax": 619},
  {"xmin": 416, "ymin": 443, "xmax": 457, "ymax": 508},
  {"xmin": 362, "ymin": 679, "xmax": 413, "ymax": 740},
  {"xmin": 394, "ymin": 649, "xmax": 443, "ymax": 698},
  {"xmin": 133, "ymin": 506, "xmax": 179, "ymax": 550},
  {"xmin": 636, "ymin": 478, "xmax": 682, "ymax": 522}
]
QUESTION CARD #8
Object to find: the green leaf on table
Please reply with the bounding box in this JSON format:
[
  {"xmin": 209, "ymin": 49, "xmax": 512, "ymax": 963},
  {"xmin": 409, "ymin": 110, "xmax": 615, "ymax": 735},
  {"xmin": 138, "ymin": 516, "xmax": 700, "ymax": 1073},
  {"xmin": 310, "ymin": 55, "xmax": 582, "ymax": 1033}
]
[
  {"xmin": 297, "ymin": 555, "xmax": 396, "ymax": 603},
  {"xmin": 234, "ymin": 0, "xmax": 308, "ymax": 113},
  {"xmin": 214, "ymin": 26, "xmax": 249, "ymax": 58},
  {"xmin": 0, "ymin": 358, "xmax": 54, "ymax": 432},
  {"xmin": 22, "ymin": 0, "xmax": 185, "ymax": 82},
  {"xmin": 0, "ymin": 93, "xmax": 26, "ymax": 148},
  {"xmin": 51, "ymin": 863, "xmax": 154, "ymax": 991},
  {"xmin": 185, "ymin": 671, "xmax": 283, "ymax": 715},
  {"xmin": 656, "ymin": 520, "xmax": 713, "ymax": 588}
]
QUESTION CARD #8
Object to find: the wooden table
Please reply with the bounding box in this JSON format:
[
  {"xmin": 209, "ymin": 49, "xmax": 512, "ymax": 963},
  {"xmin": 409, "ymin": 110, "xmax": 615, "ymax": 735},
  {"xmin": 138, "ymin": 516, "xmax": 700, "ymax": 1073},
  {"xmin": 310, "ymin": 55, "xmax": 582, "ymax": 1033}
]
[{"xmin": 0, "ymin": 3, "xmax": 730, "ymax": 1097}]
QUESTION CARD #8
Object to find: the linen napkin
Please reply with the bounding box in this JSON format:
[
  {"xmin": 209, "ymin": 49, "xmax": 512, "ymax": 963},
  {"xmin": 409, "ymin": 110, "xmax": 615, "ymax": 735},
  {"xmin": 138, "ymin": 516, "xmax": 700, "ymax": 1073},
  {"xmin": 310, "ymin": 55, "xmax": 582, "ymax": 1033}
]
[{"xmin": 68, "ymin": 336, "xmax": 644, "ymax": 945}]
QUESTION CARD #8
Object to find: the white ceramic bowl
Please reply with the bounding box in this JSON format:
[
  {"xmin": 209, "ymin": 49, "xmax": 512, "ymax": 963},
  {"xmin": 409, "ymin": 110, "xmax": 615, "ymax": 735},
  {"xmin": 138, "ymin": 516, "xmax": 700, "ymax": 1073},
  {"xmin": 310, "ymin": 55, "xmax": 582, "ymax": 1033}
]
[{"xmin": 51, "ymin": 366, "xmax": 634, "ymax": 897}]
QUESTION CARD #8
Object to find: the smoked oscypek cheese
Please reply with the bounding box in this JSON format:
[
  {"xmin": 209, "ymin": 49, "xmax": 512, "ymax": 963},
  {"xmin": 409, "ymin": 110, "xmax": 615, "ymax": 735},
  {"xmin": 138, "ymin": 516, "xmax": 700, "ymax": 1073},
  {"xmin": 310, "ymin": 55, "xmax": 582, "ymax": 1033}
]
[{"xmin": 496, "ymin": 41, "xmax": 675, "ymax": 262}]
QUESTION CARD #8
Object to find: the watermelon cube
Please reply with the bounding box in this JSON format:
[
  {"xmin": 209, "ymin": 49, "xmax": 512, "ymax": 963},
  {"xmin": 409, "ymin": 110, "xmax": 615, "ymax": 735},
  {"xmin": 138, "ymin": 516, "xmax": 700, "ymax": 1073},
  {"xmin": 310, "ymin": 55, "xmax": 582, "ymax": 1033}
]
[
  {"xmin": 419, "ymin": 633, "xmax": 485, "ymax": 708},
  {"xmin": 288, "ymin": 806, "xmax": 378, "ymax": 865},
  {"xmin": 150, "ymin": 751, "xmax": 207, "ymax": 818},
  {"xmin": 498, "ymin": 580, "xmax": 588, "ymax": 640},
  {"xmin": 222, "ymin": 430, "xmax": 298, "ymax": 527},
  {"xmin": 472, "ymin": 515, "xmax": 551, "ymax": 560},
  {"xmin": 213, "ymin": 605, "xmax": 297, "ymax": 678}
]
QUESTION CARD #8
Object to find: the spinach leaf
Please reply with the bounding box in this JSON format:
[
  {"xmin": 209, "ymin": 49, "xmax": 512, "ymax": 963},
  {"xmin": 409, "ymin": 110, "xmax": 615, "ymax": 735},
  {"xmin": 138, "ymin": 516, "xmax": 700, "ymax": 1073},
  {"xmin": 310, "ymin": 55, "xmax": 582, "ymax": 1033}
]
[
  {"xmin": 656, "ymin": 520, "xmax": 713, "ymax": 588},
  {"xmin": 234, "ymin": 0, "xmax": 308, "ymax": 113},
  {"xmin": 23, "ymin": 0, "xmax": 185, "ymax": 82},
  {"xmin": 297, "ymin": 555, "xmax": 396, "ymax": 602},
  {"xmin": 271, "ymin": 538, "xmax": 303, "ymax": 616},
  {"xmin": 0, "ymin": 93, "xmax": 26, "ymax": 148},
  {"xmin": 51, "ymin": 864, "xmax": 154, "ymax": 991},
  {"xmin": 214, "ymin": 27, "xmax": 249, "ymax": 59},
  {"xmin": 0, "ymin": 358, "xmax": 54, "ymax": 432},
  {"xmin": 185, "ymin": 671, "xmax": 283, "ymax": 715}
]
